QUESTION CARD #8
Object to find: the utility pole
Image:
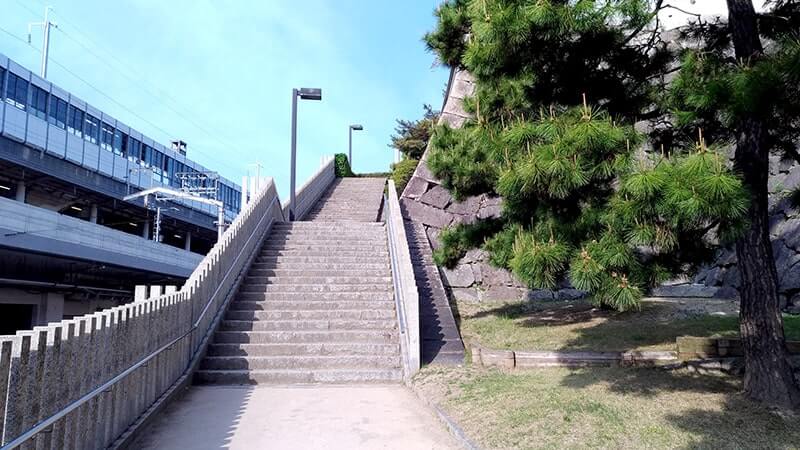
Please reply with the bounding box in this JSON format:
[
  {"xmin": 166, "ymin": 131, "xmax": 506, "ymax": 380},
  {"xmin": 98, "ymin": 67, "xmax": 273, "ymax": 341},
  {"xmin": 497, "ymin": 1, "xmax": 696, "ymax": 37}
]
[{"xmin": 28, "ymin": 6, "xmax": 57, "ymax": 79}]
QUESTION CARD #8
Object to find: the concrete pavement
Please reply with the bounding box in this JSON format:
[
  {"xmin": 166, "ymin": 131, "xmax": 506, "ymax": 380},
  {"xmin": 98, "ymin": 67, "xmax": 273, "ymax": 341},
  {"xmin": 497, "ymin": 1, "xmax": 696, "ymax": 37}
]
[{"xmin": 131, "ymin": 385, "xmax": 460, "ymax": 450}]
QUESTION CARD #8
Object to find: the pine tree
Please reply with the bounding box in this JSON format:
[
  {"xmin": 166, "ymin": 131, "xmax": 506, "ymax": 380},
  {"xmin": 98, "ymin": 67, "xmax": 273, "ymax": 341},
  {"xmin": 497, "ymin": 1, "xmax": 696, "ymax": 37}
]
[
  {"xmin": 669, "ymin": 0, "xmax": 800, "ymax": 410},
  {"xmin": 424, "ymin": 0, "xmax": 746, "ymax": 311},
  {"xmin": 389, "ymin": 105, "xmax": 439, "ymax": 160}
]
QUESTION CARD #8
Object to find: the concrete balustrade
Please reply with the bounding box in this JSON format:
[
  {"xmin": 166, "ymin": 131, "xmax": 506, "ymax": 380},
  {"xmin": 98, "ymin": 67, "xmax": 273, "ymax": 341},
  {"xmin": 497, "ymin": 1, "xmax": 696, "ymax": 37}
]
[
  {"xmin": 0, "ymin": 156, "xmax": 338, "ymax": 449},
  {"xmin": 282, "ymin": 156, "xmax": 336, "ymax": 221},
  {"xmin": 385, "ymin": 180, "xmax": 421, "ymax": 377}
]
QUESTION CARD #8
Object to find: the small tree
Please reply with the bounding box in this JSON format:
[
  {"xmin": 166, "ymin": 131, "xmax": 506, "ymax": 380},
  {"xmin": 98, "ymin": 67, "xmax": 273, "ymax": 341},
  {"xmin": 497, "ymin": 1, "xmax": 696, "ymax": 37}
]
[
  {"xmin": 389, "ymin": 104, "xmax": 440, "ymax": 160},
  {"xmin": 424, "ymin": 0, "xmax": 746, "ymax": 311}
]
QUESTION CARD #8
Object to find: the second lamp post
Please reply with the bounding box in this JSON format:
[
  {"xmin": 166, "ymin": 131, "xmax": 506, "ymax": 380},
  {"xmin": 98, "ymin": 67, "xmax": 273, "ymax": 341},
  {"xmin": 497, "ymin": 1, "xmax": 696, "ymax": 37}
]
[{"xmin": 348, "ymin": 124, "xmax": 363, "ymax": 170}]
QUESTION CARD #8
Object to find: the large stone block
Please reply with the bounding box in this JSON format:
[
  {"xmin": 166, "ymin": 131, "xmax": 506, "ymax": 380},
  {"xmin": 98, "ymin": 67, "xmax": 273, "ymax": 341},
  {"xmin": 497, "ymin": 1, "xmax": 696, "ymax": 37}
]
[
  {"xmin": 450, "ymin": 76, "xmax": 476, "ymax": 100},
  {"xmin": 556, "ymin": 288, "xmax": 587, "ymax": 301},
  {"xmin": 420, "ymin": 185, "xmax": 453, "ymax": 209},
  {"xmin": 400, "ymin": 198, "xmax": 453, "ymax": 229},
  {"xmin": 413, "ymin": 162, "xmax": 439, "ymax": 183},
  {"xmin": 443, "ymin": 97, "xmax": 470, "ymax": 119},
  {"xmin": 447, "ymin": 194, "xmax": 482, "ymax": 215},
  {"xmin": 480, "ymin": 286, "xmax": 526, "ymax": 302},
  {"xmin": 401, "ymin": 176, "xmax": 429, "ymax": 200},
  {"xmin": 442, "ymin": 264, "xmax": 476, "ymax": 288},
  {"xmin": 528, "ymin": 290, "xmax": 556, "ymax": 301},
  {"xmin": 451, "ymin": 287, "xmax": 480, "ymax": 302},
  {"xmin": 462, "ymin": 248, "xmax": 488, "ymax": 264},
  {"xmin": 650, "ymin": 284, "xmax": 718, "ymax": 298},
  {"xmin": 480, "ymin": 263, "xmax": 514, "ymax": 287},
  {"xmin": 439, "ymin": 114, "xmax": 468, "ymax": 129}
]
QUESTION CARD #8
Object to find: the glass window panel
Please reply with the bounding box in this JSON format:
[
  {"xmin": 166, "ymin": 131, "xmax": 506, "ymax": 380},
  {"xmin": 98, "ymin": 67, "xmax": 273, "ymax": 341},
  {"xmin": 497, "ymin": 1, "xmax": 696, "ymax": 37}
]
[
  {"xmin": 113, "ymin": 129, "xmax": 125, "ymax": 156},
  {"xmin": 0, "ymin": 67, "xmax": 5, "ymax": 99},
  {"xmin": 67, "ymin": 105, "xmax": 84, "ymax": 137},
  {"xmin": 48, "ymin": 95, "xmax": 67, "ymax": 128},
  {"xmin": 84, "ymin": 114, "xmax": 100, "ymax": 144},
  {"xmin": 5, "ymin": 73, "xmax": 27, "ymax": 109},
  {"xmin": 100, "ymin": 122, "xmax": 114, "ymax": 151},
  {"xmin": 29, "ymin": 85, "xmax": 47, "ymax": 120}
]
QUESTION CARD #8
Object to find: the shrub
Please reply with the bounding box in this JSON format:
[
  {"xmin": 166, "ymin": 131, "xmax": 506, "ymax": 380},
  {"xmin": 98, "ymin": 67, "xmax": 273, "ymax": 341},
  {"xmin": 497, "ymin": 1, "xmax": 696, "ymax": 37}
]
[
  {"xmin": 334, "ymin": 153, "xmax": 354, "ymax": 177},
  {"xmin": 390, "ymin": 158, "xmax": 419, "ymax": 195}
]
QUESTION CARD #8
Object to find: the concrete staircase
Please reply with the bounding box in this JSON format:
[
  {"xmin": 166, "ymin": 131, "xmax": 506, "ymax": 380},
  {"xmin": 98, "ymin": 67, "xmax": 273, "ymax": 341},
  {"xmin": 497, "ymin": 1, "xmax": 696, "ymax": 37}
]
[
  {"xmin": 304, "ymin": 178, "xmax": 386, "ymax": 222},
  {"xmin": 195, "ymin": 178, "xmax": 401, "ymax": 384}
]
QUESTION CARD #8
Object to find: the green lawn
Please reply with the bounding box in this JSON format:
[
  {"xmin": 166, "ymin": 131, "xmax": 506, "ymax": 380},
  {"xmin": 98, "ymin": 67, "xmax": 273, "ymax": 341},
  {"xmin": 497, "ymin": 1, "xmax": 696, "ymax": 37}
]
[
  {"xmin": 457, "ymin": 299, "xmax": 800, "ymax": 352},
  {"xmin": 415, "ymin": 366, "xmax": 800, "ymax": 449}
]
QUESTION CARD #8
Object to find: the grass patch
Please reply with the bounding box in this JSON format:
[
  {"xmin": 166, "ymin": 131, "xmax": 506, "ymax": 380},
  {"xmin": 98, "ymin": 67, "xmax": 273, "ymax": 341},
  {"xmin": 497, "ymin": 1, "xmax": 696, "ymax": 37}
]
[
  {"xmin": 458, "ymin": 298, "xmax": 800, "ymax": 352},
  {"xmin": 414, "ymin": 366, "xmax": 800, "ymax": 449}
]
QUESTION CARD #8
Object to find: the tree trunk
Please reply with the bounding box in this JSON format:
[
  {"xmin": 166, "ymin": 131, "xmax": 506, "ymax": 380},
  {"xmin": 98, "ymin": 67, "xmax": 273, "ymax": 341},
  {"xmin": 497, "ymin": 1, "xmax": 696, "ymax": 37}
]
[{"xmin": 727, "ymin": 0, "xmax": 800, "ymax": 410}]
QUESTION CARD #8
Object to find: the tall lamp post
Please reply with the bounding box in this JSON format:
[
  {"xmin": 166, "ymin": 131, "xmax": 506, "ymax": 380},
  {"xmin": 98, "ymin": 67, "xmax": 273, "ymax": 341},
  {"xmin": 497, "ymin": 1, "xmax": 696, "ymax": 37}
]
[
  {"xmin": 348, "ymin": 124, "xmax": 363, "ymax": 169},
  {"xmin": 289, "ymin": 87, "xmax": 322, "ymax": 221}
]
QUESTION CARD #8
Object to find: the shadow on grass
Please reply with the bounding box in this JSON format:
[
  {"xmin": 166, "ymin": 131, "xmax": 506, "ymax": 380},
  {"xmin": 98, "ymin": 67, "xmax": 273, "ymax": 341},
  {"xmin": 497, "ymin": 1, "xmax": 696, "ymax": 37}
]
[
  {"xmin": 557, "ymin": 368, "xmax": 800, "ymax": 449},
  {"xmin": 464, "ymin": 299, "xmax": 742, "ymax": 352}
]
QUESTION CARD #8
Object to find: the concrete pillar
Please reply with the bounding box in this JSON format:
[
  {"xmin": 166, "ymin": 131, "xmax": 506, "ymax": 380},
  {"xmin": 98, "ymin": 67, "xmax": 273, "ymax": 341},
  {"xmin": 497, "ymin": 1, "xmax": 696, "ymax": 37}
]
[
  {"xmin": 15, "ymin": 180, "xmax": 25, "ymax": 203},
  {"xmin": 142, "ymin": 220, "xmax": 150, "ymax": 240},
  {"xmin": 184, "ymin": 231, "xmax": 192, "ymax": 252},
  {"xmin": 89, "ymin": 204, "xmax": 98, "ymax": 224}
]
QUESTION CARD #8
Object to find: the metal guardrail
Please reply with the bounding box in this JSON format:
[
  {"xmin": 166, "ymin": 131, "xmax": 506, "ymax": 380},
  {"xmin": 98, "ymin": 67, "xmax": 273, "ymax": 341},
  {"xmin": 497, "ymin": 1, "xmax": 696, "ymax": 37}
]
[{"xmin": 384, "ymin": 180, "xmax": 421, "ymax": 377}]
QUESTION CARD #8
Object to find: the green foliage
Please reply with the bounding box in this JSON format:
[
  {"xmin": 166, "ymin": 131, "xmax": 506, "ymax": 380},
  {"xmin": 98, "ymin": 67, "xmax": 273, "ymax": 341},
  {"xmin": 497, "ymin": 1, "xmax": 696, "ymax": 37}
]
[
  {"xmin": 390, "ymin": 105, "xmax": 439, "ymax": 160},
  {"xmin": 390, "ymin": 158, "xmax": 419, "ymax": 195},
  {"xmin": 484, "ymin": 225, "xmax": 518, "ymax": 269},
  {"xmin": 334, "ymin": 153, "xmax": 354, "ymax": 177},
  {"xmin": 668, "ymin": 25, "xmax": 800, "ymax": 159},
  {"xmin": 423, "ymin": 0, "xmax": 471, "ymax": 67},
  {"xmin": 428, "ymin": 124, "xmax": 500, "ymax": 200},
  {"xmin": 424, "ymin": 0, "xmax": 750, "ymax": 311},
  {"xmin": 433, "ymin": 219, "xmax": 504, "ymax": 268}
]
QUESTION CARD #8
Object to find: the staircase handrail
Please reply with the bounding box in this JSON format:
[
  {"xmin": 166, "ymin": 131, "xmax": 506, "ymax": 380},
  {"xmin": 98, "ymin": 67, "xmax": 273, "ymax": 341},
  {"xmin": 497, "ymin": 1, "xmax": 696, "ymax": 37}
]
[{"xmin": 384, "ymin": 180, "xmax": 421, "ymax": 378}]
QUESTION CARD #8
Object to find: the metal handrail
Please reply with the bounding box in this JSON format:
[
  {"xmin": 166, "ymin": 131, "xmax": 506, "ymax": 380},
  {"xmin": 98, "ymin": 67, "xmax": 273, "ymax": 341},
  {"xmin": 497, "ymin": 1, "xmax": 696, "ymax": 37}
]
[
  {"xmin": 0, "ymin": 195, "xmax": 282, "ymax": 450},
  {"xmin": 385, "ymin": 193, "xmax": 408, "ymax": 338}
]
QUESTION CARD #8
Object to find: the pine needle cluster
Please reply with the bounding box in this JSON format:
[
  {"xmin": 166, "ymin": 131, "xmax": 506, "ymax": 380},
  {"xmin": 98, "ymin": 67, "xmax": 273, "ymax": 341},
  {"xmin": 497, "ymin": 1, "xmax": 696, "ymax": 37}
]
[{"xmin": 423, "ymin": 0, "xmax": 751, "ymax": 311}]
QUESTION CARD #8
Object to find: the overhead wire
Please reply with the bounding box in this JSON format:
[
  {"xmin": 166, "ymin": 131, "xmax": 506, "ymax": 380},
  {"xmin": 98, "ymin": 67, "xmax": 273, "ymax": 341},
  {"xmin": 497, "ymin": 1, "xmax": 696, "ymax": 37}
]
[{"xmin": 6, "ymin": 1, "xmax": 246, "ymax": 176}]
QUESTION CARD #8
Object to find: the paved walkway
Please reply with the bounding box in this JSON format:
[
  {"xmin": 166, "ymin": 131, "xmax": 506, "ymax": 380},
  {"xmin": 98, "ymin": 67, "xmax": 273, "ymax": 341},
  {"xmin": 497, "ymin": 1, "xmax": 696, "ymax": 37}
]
[{"xmin": 132, "ymin": 385, "xmax": 460, "ymax": 450}]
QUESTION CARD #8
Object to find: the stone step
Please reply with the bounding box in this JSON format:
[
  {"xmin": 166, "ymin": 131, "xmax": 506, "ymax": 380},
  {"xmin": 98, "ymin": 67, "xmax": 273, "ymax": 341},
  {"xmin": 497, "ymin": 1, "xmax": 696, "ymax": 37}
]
[
  {"xmin": 194, "ymin": 368, "xmax": 402, "ymax": 385},
  {"xmin": 219, "ymin": 319, "xmax": 398, "ymax": 332},
  {"xmin": 239, "ymin": 284, "xmax": 392, "ymax": 293},
  {"xmin": 225, "ymin": 309, "xmax": 397, "ymax": 321},
  {"xmin": 263, "ymin": 242, "xmax": 387, "ymax": 249},
  {"xmin": 229, "ymin": 300, "xmax": 395, "ymax": 311},
  {"xmin": 234, "ymin": 291, "xmax": 394, "ymax": 302},
  {"xmin": 263, "ymin": 243, "xmax": 387, "ymax": 250},
  {"xmin": 266, "ymin": 234, "xmax": 386, "ymax": 243},
  {"xmin": 206, "ymin": 342, "xmax": 400, "ymax": 357},
  {"xmin": 255, "ymin": 256, "xmax": 388, "ymax": 264},
  {"xmin": 250, "ymin": 262, "xmax": 388, "ymax": 271},
  {"xmin": 259, "ymin": 250, "xmax": 389, "ymax": 258},
  {"xmin": 247, "ymin": 269, "xmax": 390, "ymax": 278},
  {"xmin": 273, "ymin": 223, "xmax": 384, "ymax": 230},
  {"xmin": 199, "ymin": 355, "xmax": 400, "ymax": 371},
  {"xmin": 213, "ymin": 330, "xmax": 398, "ymax": 344},
  {"xmin": 244, "ymin": 276, "xmax": 392, "ymax": 285}
]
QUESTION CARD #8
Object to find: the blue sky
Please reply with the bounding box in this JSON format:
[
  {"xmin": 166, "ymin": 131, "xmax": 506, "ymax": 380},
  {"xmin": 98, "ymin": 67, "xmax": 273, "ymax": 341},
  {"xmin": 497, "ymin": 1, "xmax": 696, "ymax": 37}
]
[{"xmin": 0, "ymin": 0, "xmax": 449, "ymax": 197}]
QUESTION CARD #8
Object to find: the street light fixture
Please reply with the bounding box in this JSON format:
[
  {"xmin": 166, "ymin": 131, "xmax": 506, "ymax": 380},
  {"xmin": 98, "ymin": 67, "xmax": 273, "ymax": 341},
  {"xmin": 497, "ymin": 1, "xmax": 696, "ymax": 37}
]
[
  {"xmin": 289, "ymin": 87, "xmax": 323, "ymax": 221},
  {"xmin": 349, "ymin": 124, "xmax": 364, "ymax": 169}
]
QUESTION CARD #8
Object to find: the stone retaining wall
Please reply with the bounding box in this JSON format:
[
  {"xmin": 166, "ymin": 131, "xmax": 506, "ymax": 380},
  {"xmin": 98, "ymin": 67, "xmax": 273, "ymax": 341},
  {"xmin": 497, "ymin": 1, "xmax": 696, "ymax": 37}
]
[
  {"xmin": 404, "ymin": 67, "xmax": 800, "ymax": 307},
  {"xmin": 401, "ymin": 69, "xmax": 580, "ymax": 303}
]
